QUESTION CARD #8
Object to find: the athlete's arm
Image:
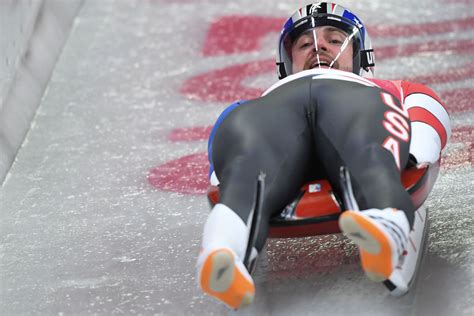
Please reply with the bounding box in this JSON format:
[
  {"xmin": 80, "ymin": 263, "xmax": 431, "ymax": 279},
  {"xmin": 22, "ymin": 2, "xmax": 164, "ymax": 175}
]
[{"xmin": 401, "ymin": 81, "xmax": 451, "ymax": 164}]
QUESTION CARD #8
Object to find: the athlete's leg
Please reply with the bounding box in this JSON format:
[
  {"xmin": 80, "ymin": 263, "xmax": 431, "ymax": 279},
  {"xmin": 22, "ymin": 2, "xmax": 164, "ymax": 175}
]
[
  {"xmin": 198, "ymin": 78, "xmax": 315, "ymax": 309},
  {"xmin": 308, "ymin": 78, "xmax": 414, "ymax": 282}
]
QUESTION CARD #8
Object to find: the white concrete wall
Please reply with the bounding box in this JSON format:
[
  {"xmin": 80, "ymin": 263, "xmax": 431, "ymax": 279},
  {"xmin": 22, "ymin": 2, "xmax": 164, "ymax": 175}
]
[{"xmin": 0, "ymin": 0, "xmax": 83, "ymax": 185}]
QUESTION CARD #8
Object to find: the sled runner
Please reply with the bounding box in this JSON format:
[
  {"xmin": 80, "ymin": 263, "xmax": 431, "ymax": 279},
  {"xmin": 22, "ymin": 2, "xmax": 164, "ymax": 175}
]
[{"xmin": 206, "ymin": 160, "xmax": 439, "ymax": 296}]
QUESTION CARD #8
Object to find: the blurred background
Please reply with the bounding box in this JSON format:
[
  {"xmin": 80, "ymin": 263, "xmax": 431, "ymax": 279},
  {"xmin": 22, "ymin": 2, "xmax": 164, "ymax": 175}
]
[{"xmin": 0, "ymin": 0, "xmax": 472, "ymax": 315}]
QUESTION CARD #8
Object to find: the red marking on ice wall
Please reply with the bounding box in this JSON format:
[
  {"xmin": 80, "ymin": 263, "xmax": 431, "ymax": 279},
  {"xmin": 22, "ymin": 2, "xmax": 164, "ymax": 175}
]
[
  {"xmin": 376, "ymin": 39, "xmax": 474, "ymax": 60},
  {"xmin": 442, "ymin": 126, "xmax": 474, "ymax": 169},
  {"xmin": 451, "ymin": 126, "xmax": 473, "ymax": 143},
  {"xmin": 203, "ymin": 16, "xmax": 283, "ymax": 56},
  {"xmin": 148, "ymin": 153, "xmax": 209, "ymax": 194},
  {"xmin": 202, "ymin": 15, "xmax": 474, "ymax": 56},
  {"xmin": 368, "ymin": 16, "xmax": 474, "ymax": 37},
  {"xmin": 180, "ymin": 59, "xmax": 274, "ymax": 102},
  {"xmin": 408, "ymin": 63, "xmax": 474, "ymax": 85},
  {"xmin": 169, "ymin": 126, "xmax": 212, "ymax": 142},
  {"xmin": 440, "ymin": 88, "xmax": 474, "ymax": 114}
]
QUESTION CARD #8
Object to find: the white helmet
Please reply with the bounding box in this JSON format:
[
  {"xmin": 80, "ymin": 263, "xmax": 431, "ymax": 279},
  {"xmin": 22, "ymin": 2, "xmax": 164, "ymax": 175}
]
[{"xmin": 276, "ymin": 2, "xmax": 375, "ymax": 79}]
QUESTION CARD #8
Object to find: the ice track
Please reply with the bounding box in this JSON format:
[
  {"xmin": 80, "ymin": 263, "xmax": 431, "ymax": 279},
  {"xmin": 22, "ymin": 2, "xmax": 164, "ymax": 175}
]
[{"xmin": 0, "ymin": 0, "xmax": 472, "ymax": 315}]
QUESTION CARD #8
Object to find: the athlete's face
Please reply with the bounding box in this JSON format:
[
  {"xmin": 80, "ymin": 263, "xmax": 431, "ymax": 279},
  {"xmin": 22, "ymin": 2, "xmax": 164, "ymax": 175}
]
[{"xmin": 291, "ymin": 26, "xmax": 353, "ymax": 73}]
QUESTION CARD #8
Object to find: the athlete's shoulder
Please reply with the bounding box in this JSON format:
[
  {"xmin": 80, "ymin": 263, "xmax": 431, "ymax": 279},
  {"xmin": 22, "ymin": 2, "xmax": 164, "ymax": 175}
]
[
  {"xmin": 366, "ymin": 78, "xmax": 401, "ymax": 99},
  {"xmin": 399, "ymin": 80, "xmax": 445, "ymax": 106},
  {"xmin": 367, "ymin": 78, "xmax": 447, "ymax": 108}
]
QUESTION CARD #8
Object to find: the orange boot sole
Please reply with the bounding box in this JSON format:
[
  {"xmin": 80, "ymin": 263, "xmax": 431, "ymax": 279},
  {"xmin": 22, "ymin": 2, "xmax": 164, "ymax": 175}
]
[
  {"xmin": 339, "ymin": 211, "xmax": 395, "ymax": 281},
  {"xmin": 199, "ymin": 248, "xmax": 255, "ymax": 309}
]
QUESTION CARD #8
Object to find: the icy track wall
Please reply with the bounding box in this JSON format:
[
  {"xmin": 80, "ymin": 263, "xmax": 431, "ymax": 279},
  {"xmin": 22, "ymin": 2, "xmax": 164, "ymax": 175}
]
[{"xmin": 0, "ymin": 0, "xmax": 83, "ymax": 185}]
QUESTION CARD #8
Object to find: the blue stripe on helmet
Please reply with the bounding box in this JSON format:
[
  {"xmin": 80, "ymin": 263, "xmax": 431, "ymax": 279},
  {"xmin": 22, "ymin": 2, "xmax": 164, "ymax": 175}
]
[
  {"xmin": 283, "ymin": 17, "xmax": 294, "ymax": 34},
  {"xmin": 342, "ymin": 10, "xmax": 366, "ymax": 44}
]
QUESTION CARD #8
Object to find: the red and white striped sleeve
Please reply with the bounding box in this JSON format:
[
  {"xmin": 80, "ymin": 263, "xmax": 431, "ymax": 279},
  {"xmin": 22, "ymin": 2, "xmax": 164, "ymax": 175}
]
[{"xmin": 400, "ymin": 81, "xmax": 451, "ymax": 164}]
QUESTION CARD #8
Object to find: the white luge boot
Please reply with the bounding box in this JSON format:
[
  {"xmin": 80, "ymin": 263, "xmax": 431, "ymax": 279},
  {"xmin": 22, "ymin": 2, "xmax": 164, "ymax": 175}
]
[
  {"xmin": 197, "ymin": 203, "xmax": 255, "ymax": 309},
  {"xmin": 339, "ymin": 208, "xmax": 410, "ymax": 282}
]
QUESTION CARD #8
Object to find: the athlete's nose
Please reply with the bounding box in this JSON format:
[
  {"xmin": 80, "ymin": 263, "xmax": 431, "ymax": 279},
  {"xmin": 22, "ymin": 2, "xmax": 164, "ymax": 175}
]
[{"xmin": 313, "ymin": 28, "xmax": 329, "ymax": 52}]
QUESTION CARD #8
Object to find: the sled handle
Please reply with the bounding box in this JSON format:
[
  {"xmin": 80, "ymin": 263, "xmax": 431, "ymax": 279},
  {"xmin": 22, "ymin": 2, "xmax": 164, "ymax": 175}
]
[
  {"xmin": 339, "ymin": 166, "xmax": 360, "ymax": 211},
  {"xmin": 244, "ymin": 172, "xmax": 265, "ymax": 269}
]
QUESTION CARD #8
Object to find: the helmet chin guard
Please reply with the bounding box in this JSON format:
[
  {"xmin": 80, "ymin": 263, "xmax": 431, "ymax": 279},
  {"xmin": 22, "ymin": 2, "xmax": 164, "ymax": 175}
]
[{"xmin": 277, "ymin": 2, "xmax": 375, "ymax": 79}]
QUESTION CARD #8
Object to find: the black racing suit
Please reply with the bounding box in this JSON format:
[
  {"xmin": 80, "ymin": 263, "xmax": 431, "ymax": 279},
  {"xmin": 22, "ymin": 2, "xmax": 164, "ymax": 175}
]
[{"xmin": 211, "ymin": 74, "xmax": 414, "ymax": 252}]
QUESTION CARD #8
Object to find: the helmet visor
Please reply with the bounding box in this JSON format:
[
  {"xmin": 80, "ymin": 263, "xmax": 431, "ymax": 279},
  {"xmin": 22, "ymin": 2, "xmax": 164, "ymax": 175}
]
[{"xmin": 279, "ymin": 14, "xmax": 365, "ymax": 76}]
